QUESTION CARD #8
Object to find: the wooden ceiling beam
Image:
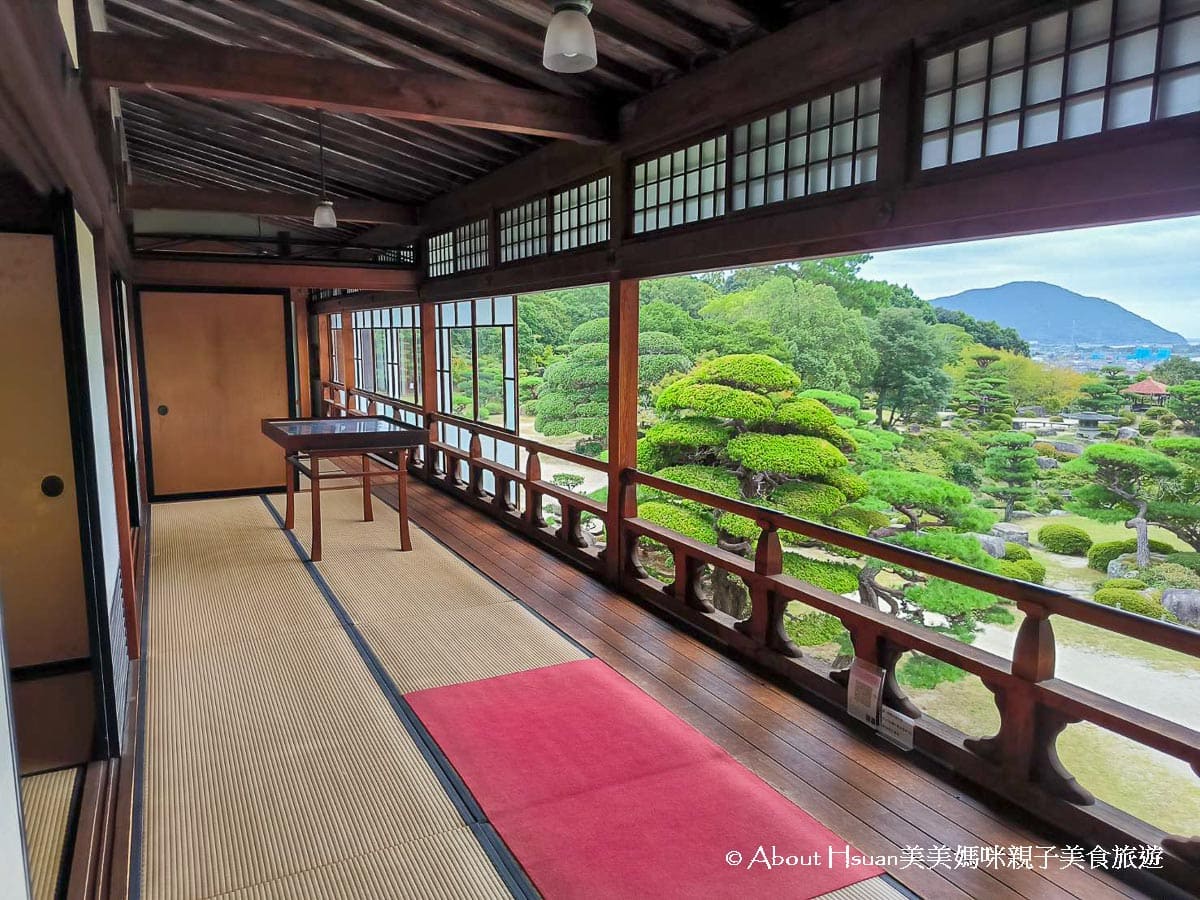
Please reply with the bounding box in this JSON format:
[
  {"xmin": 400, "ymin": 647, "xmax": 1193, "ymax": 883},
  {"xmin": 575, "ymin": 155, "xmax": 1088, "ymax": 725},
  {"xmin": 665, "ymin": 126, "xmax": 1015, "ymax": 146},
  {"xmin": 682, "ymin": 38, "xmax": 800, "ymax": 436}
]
[
  {"xmin": 86, "ymin": 32, "xmax": 613, "ymax": 143},
  {"xmin": 127, "ymin": 184, "xmax": 419, "ymax": 226},
  {"xmin": 132, "ymin": 257, "xmax": 420, "ymax": 292}
]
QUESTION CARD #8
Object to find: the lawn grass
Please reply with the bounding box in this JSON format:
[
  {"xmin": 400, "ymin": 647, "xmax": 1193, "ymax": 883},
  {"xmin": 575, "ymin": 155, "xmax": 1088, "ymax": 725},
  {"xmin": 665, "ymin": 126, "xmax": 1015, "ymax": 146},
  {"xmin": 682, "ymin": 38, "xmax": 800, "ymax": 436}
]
[{"xmin": 1021, "ymin": 513, "xmax": 1190, "ymax": 552}]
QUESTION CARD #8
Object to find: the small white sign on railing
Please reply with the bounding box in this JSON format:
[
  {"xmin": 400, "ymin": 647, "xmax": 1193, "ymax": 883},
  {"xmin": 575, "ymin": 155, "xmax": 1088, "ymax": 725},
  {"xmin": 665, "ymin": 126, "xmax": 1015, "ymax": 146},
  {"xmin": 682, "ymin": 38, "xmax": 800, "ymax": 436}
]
[
  {"xmin": 879, "ymin": 705, "xmax": 916, "ymax": 751},
  {"xmin": 847, "ymin": 659, "xmax": 884, "ymax": 728}
]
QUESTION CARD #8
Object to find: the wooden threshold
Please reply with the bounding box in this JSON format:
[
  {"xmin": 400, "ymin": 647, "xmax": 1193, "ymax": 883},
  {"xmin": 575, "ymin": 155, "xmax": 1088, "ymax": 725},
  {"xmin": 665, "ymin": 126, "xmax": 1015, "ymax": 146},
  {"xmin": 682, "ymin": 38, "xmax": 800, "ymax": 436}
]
[{"xmin": 374, "ymin": 474, "xmax": 1169, "ymax": 900}]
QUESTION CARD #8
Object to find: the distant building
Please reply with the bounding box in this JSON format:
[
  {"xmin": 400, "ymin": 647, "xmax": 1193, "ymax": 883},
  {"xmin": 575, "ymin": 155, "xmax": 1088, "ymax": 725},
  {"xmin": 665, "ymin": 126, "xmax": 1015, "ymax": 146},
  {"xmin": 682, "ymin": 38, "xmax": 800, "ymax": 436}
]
[{"xmin": 1122, "ymin": 376, "xmax": 1170, "ymax": 408}]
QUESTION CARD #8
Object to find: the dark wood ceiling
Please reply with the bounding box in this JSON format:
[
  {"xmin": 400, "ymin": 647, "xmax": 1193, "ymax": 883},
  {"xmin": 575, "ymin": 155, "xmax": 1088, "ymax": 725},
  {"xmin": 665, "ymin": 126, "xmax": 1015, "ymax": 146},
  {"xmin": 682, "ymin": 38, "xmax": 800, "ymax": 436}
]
[{"xmin": 104, "ymin": 0, "xmax": 820, "ymax": 240}]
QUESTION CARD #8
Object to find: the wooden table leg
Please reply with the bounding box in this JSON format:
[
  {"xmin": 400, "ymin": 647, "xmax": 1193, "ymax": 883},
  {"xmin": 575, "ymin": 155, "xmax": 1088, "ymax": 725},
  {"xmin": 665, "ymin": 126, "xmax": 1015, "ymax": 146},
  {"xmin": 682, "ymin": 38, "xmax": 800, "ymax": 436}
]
[
  {"xmin": 284, "ymin": 451, "xmax": 295, "ymax": 530},
  {"xmin": 311, "ymin": 453, "xmax": 323, "ymax": 562},
  {"xmin": 361, "ymin": 453, "xmax": 374, "ymax": 522},
  {"xmin": 397, "ymin": 450, "xmax": 412, "ymax": 551}
]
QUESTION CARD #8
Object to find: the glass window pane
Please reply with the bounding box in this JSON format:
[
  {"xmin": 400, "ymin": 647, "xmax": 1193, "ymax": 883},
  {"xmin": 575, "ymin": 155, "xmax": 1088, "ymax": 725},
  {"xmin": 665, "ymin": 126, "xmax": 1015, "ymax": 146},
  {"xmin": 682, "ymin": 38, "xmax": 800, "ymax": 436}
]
[
  {"xmin": 1028, "ymin": 58, "xmax": 1065, "ymax": 104},
  {"xmin": 950, "ymin": 122, "xmax": 983, "ymax": 162},
  {"xmin": 1067, "ymin": 45, "xmax": 1110, "ymax": 94},
  {"xmin": 1063, "ymin": 91, "xmax": 1106, "ymax": 137},
  {"xmin": 859, "ymin": 78, "xmax": 881, "ymax": 113},
  {"xmin": 989, "ymin": 70, "xmax": 1024, "ymax": 114},
  {"xmin": 1108, "ymin": 78, "xmax": 1154, "ymax": 127},
  {"xmin": 1023, "ymin": 103, "xmax": 1061, "ymax": 146},
  {"xmin": 954, "ymin": 82, "xmax": 986, "ymax": 122},
  {"xmin": 855, "ymin": 148, "xmax": 878, "ymax": 182},
  {"xmin": 924, "ymin": 91, "xmax": 952, "ymax": 131},
  {"xmin": 927, "ymin": 53, "xmax": 955, "ymax": 92},
  {"xmin": 1117, "ymin": 0, "xmax": 1161, "ymax": 32},
  {"xmin": 957, "ymin": 40, "xmax": 990, "ymax": 81},
  {"xmin": 1071, "ymin": 0, "xmax": 1114, "ymax": 47},
  {"xmin": 993, "ymin": 26, "xmax": 1027, "ymax": 71},
  {"xmin": 1163, "ymin": 17, "xmax": 1200, "ymax": 68},
  {"xmin": 921, "ymin": 131, "xmax": 950, "ymax": 168},
  {"xmin": 1113, "ymin": 29, "xmax": 1159, "ymax": 81},
  {"xmin": 1031, "ymin": 11, "xmax": 1069, "ymax": 60},
  {"xmin": 986, "ymin": 112, "xmax": 1021, "ymax": 154},
  {"xmin": 1158, "ymin": 67, "xmax": 1200, "ymax": 117}
]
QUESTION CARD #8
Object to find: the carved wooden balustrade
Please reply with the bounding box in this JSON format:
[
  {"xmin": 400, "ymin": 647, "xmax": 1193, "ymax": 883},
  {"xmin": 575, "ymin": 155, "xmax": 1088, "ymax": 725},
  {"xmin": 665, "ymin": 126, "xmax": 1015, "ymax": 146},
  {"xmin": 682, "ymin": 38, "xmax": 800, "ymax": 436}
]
[
  {"xmin": 620, "ymin": 470, "xmax": 1200, "ymax": 883},
  {"xmin": 317, "ymin": 381, "xmax": 1199, "ymax": 887}
]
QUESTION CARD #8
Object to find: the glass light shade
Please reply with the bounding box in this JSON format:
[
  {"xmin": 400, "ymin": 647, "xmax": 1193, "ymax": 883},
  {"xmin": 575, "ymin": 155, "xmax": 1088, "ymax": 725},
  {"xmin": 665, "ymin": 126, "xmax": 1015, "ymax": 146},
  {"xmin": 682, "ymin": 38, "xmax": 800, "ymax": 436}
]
[
  {"xmin": 543, "ymin": 6, "xmax": 597, "ymax": 73},
  {"xmin": 312, "ymin": 199, "xmax": 338, "ymax": 229}
]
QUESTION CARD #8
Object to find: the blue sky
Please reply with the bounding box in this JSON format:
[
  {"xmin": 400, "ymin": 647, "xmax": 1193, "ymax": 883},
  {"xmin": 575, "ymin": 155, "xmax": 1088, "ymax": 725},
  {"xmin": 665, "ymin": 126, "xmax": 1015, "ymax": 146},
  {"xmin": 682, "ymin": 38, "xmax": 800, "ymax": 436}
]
[{"xmin": 859, "ymin": 214, "xmax": 1200, "ymax": 339}]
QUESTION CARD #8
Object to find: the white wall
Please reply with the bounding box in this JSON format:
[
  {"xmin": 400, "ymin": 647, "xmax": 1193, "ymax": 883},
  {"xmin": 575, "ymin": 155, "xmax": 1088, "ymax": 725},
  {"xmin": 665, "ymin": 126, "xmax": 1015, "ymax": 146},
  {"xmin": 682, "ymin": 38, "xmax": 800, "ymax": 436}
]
[{"xmin": 74, "ymin": 214, "xmax": 121, "ymax": 607}]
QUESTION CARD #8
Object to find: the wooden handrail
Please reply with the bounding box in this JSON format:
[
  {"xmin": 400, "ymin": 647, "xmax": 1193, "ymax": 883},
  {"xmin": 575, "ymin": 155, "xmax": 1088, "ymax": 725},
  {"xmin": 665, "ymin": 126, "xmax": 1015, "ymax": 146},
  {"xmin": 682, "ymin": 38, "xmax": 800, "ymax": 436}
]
[
  {"xmin": 629, "ymin": 470, "xmax": 1200, "ymax": 659},
  {"xmin": 427, "ymin": 411, "xmax": 608, "ymax": 472}
]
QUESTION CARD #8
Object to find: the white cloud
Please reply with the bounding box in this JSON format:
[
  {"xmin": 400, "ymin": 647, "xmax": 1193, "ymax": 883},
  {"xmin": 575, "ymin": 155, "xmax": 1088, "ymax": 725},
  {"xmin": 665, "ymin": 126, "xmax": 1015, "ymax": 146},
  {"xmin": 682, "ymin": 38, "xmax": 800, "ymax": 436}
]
[{"xmin": 860, "ymin": 215, "xmax": 1200, "ymax": 338}]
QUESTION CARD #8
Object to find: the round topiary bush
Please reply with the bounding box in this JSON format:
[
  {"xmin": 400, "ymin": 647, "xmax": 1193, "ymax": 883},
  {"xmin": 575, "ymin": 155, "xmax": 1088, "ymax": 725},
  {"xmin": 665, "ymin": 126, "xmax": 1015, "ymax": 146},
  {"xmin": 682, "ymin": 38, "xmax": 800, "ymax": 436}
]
[
  {"xmin": 1003, "ymin": 542, "xmax": 1033, "ymax": 561},
  {"xmin": 1093, "ymin": 588, "xmax": 1176, "ymax": 621},
  {"xmin": 1087, "ymin": 538, "xmax": 1177, "ymax": 572},
  {"xmin": 998, "ymin": 558, "xmax": 1047, "ymax": 584},
  {"xmin": 1099, "ymin": 578, "xmax": 1148, "ymax": 591},
  {"xmin": 1037, "ymin": 524, "xmax": 1093, "ymax": 556}
]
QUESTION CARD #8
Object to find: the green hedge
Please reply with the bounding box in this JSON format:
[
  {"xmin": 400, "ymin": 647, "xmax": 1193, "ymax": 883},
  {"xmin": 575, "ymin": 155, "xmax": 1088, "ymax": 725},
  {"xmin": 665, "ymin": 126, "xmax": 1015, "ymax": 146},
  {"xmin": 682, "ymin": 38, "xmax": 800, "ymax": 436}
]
[
  {"xmin": 1036, "ymin": 524, "xmax": 1093, "ymax": 556},
  {"xmin": 781, "ymin": 554, "xmax": 861, "ymax": 594},
  {"xmin": 1098, "ymin": 578, "xmax": 1148, "ymax": 591},
  {"xmin": 1003, "ymin": 543, "xmax": 1032, "ymax": 561},
  {"xmin": 784, "ymin": 610, "xmax": 846, "ymax": 646},
  {"xmin": 1093, "ymin": 588, "xmax": 1176, "ymax": 621},
  {"xmin": 1143, "ymin": 563, "xmax": 1200, "ymax": 590},
  {"xmin": 1087, "ymin": 538, "xmax": 1177, "ymax": 571},
  {"xmin": 1166, "ymin": 552, "xmax": 1200, "ymax": 574}
]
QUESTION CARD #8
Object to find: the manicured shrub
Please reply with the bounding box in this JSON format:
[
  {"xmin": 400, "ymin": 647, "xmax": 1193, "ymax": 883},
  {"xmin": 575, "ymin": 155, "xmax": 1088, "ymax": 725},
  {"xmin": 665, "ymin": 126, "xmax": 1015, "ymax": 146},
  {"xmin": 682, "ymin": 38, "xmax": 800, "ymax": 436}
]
[
  {"xmin": 797, "ymin": 388, "xmax": 861, "ymax": 412},
  {"xmin": 819, "ymin": 468, "xmax": 869, "ymax": 502},
  {"xmin": 898, "ymin": 654, "xmax": 968, "ymax": 690},
  {"xmin": 641, "ymin": 417, "xmax": 730, "ymax": 451},
  {"xmin": 1093, "ymin": 588, "xmax": 1176, "ymax": 621},
  {"xmin": 784, "ymin": 610, "xmax": 846, "ymax": 646},
  {"xmin": 687, "ymin": 353, "xmax": 802, "ymax": 393},
  {"xmin": 726, "ymin": 433, "xmax": 847, "ymax": 477},
  {"xmin": 1087, "ymin": 538, "xmax": 1176, "ymax": 571},
  {"xmin": 998, "ymin": 558, "xmax": 1046, "ymax": 584},
  {"xmin": 657, "ymin": 380, "xmax": 774, "ymax": 422},
  {"xmin": 1099, "ymin": 578, "xmax": 1148, "ymax": 591},
  {"xmin": 1166, "ymin": 552, "xmax": 1200, "ymax": 574},
  {"xmin": 1003, "ymin": 543, "xmax": 1032, "ymax": 561},
  {"xmin": 637, "ymin": 501, "xmax": 718, "ymax": 545},
  {"xmin": 1037, "ymin": 523, "xmax": 1093, "ymax": 556},
  {"xmin": 1142, "ymin": 562, "xmax": 1200, "ymax": 590},
  {"xmin": 828, "ymin": 505, "xmax": 891, "ymax": 536},
  {"xmin": 781, "ymin": 554, "xmax": 861, "ymax": 594},
  {"xmin": 767, "ymin": 482, "xmax": 848, "ymax": 521}
]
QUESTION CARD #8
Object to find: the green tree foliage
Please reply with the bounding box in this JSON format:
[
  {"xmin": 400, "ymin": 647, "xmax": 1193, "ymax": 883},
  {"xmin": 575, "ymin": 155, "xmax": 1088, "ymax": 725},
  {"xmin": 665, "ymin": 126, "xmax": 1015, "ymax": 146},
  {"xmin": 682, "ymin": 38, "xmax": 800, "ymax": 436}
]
[
  {"xmin": 932, "ymin": 307, "xmax": 1030, "ymax": 355},
  {"xmin": 1087, "ymin": 537, "xmax": 1178, "ymax": 572},
  {"xmin": 1093, "ymin": 588, "xmax": 1177, "ymax": 621},
  {"xmin": 637, "ymin": 353, "xmax": 863, "ymax": 616},
  {"xmin": 983, "ymin": 432, "xmax": 1038, "ymax": 521},
  {"xmin": 700, "ymin": 277, "xmax": 878, "ymax": 393},
  {"xmin": 533, "ymin": 317, "xmax": 691, "ymax": 448},
  {"xmin": 1075, "ymin": 378, "xmax": 1125, "ymax": 414},
  {"xmin": 1153, "ymin": 357, "xmax": 1200, "ymax": 385},
  {"xmin": 1067, "ymin": 443, "xmax": 1183, "ymax": 566},
  {"xmin": 951, "ymin": 351, "xmax": 1016, "ymax": 430},
  {"xmin": 1167, "ymin": 381, "xmax": 1200, "ymax": 433},
  {"xmin": 861, "ymin": 470, "xmax": 993, "ymax": 532},
  {"xmin": 867, "ymin": 308, "xmax": 953, "ymax": 427}
]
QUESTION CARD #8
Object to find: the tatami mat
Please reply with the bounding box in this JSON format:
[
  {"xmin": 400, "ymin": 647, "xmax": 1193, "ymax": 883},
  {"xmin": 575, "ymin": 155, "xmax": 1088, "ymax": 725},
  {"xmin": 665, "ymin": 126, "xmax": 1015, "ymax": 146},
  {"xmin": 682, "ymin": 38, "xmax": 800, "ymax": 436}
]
[
  {"xmin": 267, "ymin": 489, "xmax": 585, "ymax": 686},
  {"xmin": 142, "ymin": 497, "xmax": 509, "ymax": 900},
  {"xmin": 816, "ymin": 879, "xmax": 910, "ymax": 899},
  {"xmin": 20, "ymin": 766, "xmax": 79, "ymax": 900}
]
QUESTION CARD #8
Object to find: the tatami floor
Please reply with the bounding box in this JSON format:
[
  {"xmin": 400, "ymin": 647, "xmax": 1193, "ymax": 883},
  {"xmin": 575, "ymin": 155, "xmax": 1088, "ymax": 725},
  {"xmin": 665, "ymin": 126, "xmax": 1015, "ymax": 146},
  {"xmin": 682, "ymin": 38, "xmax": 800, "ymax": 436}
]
[
  {"xmin": 20, "ymin": 766, "xmax": 79, "ymax": 900},
  {"xmin": 132, "ymin": 480, "xmax": 1153, "ymax": 900}
]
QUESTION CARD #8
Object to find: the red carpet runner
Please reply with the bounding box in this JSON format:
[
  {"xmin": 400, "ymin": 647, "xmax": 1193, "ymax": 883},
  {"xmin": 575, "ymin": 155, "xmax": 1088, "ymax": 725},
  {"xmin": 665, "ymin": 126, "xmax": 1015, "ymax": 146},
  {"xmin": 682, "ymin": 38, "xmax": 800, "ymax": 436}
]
[{"xmin": 406, "ymin": 658, "xmax": 883, "ymax": 899}]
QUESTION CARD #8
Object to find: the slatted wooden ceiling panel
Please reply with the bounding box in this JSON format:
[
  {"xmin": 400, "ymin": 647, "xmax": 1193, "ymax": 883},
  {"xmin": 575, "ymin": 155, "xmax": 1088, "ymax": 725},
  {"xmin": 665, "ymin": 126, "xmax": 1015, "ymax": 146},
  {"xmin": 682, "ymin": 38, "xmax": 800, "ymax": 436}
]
[{"xmin": 104, "ymin": 0, "xmax": 811, "ymax": 231}]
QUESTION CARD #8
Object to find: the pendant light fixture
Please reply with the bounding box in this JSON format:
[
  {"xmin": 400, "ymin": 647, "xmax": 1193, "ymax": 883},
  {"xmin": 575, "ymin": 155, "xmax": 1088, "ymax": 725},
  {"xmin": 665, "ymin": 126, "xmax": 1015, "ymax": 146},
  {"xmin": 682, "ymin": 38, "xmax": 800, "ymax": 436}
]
[
  {"xmin": 313, "ymin": 111, "xmax": 337, "ymax": 229},
  {"xmin": 543, "ymin": 1, "xmax": 597, "ymax": 73}
]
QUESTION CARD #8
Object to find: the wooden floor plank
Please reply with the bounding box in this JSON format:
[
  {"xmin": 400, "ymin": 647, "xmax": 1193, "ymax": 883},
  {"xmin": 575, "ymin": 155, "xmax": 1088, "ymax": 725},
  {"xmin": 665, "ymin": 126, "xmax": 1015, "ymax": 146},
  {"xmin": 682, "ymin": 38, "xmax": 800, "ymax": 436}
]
[{"xmin": 386, "ymin": 476, "xmax": 1149, "ymax": 900}]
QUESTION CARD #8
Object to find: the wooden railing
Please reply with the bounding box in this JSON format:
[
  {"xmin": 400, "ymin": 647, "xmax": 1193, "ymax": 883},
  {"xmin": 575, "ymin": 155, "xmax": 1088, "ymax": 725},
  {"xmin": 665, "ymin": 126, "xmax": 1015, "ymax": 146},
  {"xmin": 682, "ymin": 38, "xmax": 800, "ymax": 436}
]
[
  {"xmin": 319, "ymin": 380, "xmax": 426, "ymax": 471},
  {"xmin": 315, "ymin": 387, "xmax": 1199, "ymax": 888},
  {"xmin": 617, "ymin": 470, "xmax": 1200, "ymax": 883},
  {"xmin": 424, "ymin": 412, "xmax": 609, "ymax": 571}
]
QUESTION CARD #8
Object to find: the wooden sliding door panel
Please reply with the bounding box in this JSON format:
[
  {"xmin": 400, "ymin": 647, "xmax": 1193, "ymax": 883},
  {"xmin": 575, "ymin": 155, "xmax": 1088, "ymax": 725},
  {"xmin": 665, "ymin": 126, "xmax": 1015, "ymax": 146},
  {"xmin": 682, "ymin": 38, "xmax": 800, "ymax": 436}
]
[
  {"xmin": 140, "ymin": 291, "xmax": 289, "ymax": 496},
  {"xmin": 0, "ymin": 234, "xmax": 90, "ymax": 667}
]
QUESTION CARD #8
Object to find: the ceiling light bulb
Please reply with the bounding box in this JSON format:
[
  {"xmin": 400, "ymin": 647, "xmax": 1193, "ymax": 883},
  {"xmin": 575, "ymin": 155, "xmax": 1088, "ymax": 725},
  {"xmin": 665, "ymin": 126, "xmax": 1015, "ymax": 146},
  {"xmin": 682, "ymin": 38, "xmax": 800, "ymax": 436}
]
[
  {"xmin": 313, "ymin": 199, "xmax": 338, "ymax": 229},
  {"xmin": 544, "ymin": 1, "xmax": 597, "ymax": 73}
]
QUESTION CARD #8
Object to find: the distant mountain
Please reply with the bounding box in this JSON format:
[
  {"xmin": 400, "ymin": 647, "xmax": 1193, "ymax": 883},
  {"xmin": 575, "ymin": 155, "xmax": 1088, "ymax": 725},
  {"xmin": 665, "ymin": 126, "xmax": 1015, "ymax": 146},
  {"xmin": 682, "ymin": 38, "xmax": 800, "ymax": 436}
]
[{"xmin": 930, "ymin": 282, "xmax": 1187, "ymax": 346}]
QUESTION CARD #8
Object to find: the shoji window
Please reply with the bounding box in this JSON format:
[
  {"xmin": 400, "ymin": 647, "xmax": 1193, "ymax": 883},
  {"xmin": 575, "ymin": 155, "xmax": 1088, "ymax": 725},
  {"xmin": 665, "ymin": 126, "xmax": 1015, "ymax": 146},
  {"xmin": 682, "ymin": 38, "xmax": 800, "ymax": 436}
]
[
  {"xmin": 426, "ymin": 220, "xmax": 490, "ymax": 276},
  {"xmin": 921, "ymin": 0, "xmax": 1200, "ymax": 169},
  {"xmin": 349, "ymin": 307, "xmax": 421, "ymax": 406},
  {"xmin": 499, "ymin": 198, "xmax": 548, "ymax": 263},
  {"xmin": 329, "ymin": 313, "xmax": 343, "ymax": 384},
  {"xmin": 552, "ymin": 176, "xmax": 611, "ymax": 250},
  {"xmin": 632, "ymin": 136, "xmax": 727, "ymax": 234},
  {"xmin": 434, "ymin": 296, "xmax": 517, "ymax": 432},
  {"xmin": 730, "ymin": 77, "xmax": 882, "ymax": 210}
]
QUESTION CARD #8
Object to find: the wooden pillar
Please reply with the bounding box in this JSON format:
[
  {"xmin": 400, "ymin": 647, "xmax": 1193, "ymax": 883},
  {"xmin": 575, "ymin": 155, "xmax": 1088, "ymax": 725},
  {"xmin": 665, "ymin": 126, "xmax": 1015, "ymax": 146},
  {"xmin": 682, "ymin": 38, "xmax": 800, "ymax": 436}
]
[
  {"xmin": 339, "ymin": 306, "xmax": 356, "ymax": 394},
  {"xmin": 92, "ymin": 233, "xmax": 140, "ymax": 659},
  {"xmin": 604, "ymin": 275, "xmax": 638, "ymax": 584},
  {"xmin": 315, "ymin": 311, "xmax": 331, "ymax": 413},
  {"xmin": 419, "ymin": 301, "xmax": 438, "ymax": 477},
  {"xmin": 290, "ymin": 288, "xmax": 313, "ymax": 417}
]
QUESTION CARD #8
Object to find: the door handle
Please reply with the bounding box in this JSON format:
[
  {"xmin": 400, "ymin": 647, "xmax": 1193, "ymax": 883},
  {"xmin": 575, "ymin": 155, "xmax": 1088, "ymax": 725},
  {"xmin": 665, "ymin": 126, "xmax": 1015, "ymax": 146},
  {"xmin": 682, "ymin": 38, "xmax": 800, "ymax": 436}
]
[
  {"xmin": 157, "ymin": 404, "xmax": 169, "ymax": 416},
  {"xmin": 41, "ymin": 475, "xmax": 65, "ymax": 497}
]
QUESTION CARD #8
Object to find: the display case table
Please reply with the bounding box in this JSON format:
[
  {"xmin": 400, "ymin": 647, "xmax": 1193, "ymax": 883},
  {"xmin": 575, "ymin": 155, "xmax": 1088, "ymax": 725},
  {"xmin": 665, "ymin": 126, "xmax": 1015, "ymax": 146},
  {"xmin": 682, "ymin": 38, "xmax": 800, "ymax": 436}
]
[{"xmin": 261, "ymin": 417, "xmax": 428, "ymax": 561}]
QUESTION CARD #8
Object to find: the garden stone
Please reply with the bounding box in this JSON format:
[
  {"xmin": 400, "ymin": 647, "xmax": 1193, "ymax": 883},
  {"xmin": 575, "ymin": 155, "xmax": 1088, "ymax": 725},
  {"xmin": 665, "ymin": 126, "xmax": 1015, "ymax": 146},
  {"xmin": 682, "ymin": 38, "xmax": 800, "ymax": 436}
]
[
  {"xmin": 1117, "ymin": 426, "xmax": 1140, "ymax": 440},
  {"xmin": 1049, "ymin": 509, "xmax": 1070, "ymax": 516},
  {"xmin": 1035, "ymin": 428, "xmax": 1059, "ymax": 437},
  {"xmin": 1035, "ymin": 456, "xmax": 1059, "ymax": 469},
  {"xmin": 1162, "ymin": 590, "xmax": 1200, "ymax": 627},
  {"xmin": 1107, "ymin": 552, "xmax": 1168, "ymax": 579},
  {"xmin": 970, "ymin": 533, "xmax": 1008, "ymax": 558},
  {"xmin": 1018, "ymin": 405, "xmax": 1047, "ymax": 416},
  {"xmin": 990, "ymin": 523, "xmax": 1029, "ymax": 546},
  {"xmin": 1050, "ymin": 440, "xmax": 1084, "ymax": 455}
]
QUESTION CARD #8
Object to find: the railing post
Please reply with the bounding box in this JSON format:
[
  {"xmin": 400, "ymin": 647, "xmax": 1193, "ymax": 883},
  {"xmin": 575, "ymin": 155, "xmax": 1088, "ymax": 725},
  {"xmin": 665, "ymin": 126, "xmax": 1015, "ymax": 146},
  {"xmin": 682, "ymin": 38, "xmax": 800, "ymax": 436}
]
[
  {"xmin": 735, "ymin": 522, "xmax": 799, "ymax": 656},
  {"xmin": 604, "ymin": 275, "xmax": 638, "ymax": 585},
  {"xmin": 965, "ymin": 604, "xmax": 1093, "ymax": 803},
  {"xmin": 525, "ymin": 450, "xmax": 545, "ymax": 528},
  {"xmin": 467, "ymin": 432, "xmax": 483, "ymax": 497},
  {"xmin": 419, "ymin": 302, "xmax": 438, "ymax": 482}
]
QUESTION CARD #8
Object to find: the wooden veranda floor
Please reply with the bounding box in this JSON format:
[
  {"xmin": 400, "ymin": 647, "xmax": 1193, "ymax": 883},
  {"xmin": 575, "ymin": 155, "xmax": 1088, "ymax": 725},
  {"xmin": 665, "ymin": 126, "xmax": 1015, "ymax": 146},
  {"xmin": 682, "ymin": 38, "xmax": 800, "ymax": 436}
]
[{"xmin": 379, "ymin": 475, "xmax": 1154, "ymax": 900}]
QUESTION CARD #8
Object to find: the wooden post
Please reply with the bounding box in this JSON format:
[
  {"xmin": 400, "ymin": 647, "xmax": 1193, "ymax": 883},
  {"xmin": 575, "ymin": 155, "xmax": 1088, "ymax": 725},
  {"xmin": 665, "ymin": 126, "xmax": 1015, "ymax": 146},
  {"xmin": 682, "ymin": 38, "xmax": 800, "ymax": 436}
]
[
  {"xmin": 419, "ymin": 302, "xmax": 438, "ymax": 481},
  {"xmin": 604, "ymin": 275, "xmax": 638, "ymax": 584},
  {"xmin": 290, "ymin": 288, "xmax": 313, "ymax": 417},
  {"xmin": 339, "ymin": 306, "xmax": 356, "ymax": 396}
]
